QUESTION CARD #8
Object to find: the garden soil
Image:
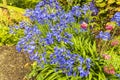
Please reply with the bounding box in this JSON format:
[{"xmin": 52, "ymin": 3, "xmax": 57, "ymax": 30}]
[{"xmin": 0, "ymin": 46, "xmax": 32, "ymax": 80}]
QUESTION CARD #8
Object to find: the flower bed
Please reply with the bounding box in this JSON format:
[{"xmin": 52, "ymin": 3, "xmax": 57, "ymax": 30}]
[{"xmin": 11, "ymin": 0, "xmax": 120, "ymax": 80}]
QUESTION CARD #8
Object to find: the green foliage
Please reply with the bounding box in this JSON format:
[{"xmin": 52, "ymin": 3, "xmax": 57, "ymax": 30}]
[
  {"xmin": 0, "ymin": 25, "xmax": 24, "ymax": 46},
  {"xmin": 95, "ymin": 0, "xmax": 120, "ymax": 20},
  {"xmin": 0, "ymin": 0, "xmax": 39, "ymax": 9},
  {"xmin": 8, "ymin": 0, "xmax": 120, "ymax": 80}
]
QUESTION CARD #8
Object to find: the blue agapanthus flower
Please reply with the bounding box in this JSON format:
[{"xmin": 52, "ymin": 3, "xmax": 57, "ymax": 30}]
[
  {"xmin": 111, "ymin": 12, "xmax": 120, "ymax": 26},
  {"xmin": 89, "ymin": 1, "xmax": 98, "ymax": 15},
  {"xmin": 96, "ymin": 31, "xmax": 111, "ymax": 41},
  {"xmin": 50, "ymin": 47, "xmax": 91, "ymax": 77},
  {"xmin": 81, "ymin": 4, "xmax": 90, "ymax": 14},
  {"xmin": 29, "ymin": 52, "xmax": 40, "ymax": 62},
  {"xmin": 71, "ymin": 6, "xmax": 81, "ymax": 17},
  {"xmin": 45, "ymin": 32, "xmax": 54, "ymax": 45}
]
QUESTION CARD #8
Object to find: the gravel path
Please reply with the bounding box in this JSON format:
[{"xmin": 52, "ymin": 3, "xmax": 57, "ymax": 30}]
[{"xmin": 0, "ymin": 46, "xmax": 31, "ymax": 80}]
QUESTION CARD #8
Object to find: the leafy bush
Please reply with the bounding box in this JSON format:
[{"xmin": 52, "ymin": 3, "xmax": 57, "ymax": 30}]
[{"xmin": 13, "ymin": 0, "xmax": 120, "ymax": 80}]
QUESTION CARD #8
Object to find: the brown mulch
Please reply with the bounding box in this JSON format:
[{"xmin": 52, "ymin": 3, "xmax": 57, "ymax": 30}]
[{"xmin": 0, "ymin": 46, "xmax": 32, "ymax": 80}]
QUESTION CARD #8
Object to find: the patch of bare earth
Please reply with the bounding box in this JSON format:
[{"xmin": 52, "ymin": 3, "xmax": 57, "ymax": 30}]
[{"xmin": 0, "ymin": 46, "xmax": 32, "ymax": 80}]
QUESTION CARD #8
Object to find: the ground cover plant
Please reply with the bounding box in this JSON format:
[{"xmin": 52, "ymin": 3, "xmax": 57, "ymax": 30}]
[{"xmin": 10, "ymin": 0, "xmax": 120, "ymax": 80}]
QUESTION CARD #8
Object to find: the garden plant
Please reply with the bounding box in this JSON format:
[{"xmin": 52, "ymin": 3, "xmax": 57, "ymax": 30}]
[{"xmin": 8, "ymin": 0, "xmax": 120, "ymax": 80}]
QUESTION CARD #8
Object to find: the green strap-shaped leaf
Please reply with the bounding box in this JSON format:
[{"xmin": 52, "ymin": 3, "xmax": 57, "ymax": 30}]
[
  {"xmin": 36, "ymin": 73, "xmax": 44, "ymax": 80},
  {"xmin": 43, "ymin": 70, "xmax": 54, "ymax": 79}
]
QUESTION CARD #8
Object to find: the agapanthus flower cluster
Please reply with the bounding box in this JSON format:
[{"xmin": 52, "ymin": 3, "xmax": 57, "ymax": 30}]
[
  {"xmin": 16, "ymin": 25, "xmax": 41, "ymax": 53},
  {"xmin": 70, "ymin": 6, "xmax": 81, "ymax": 17},
  {"xmin": 24, "ymin": 0, "xmax": 76, "ymax": 45},
  {"xmin": 13, "ymin": 0, "xmax": 97, "ymax": 78},
  {"xmin": 96, "ymin": 31, "xmax": 111, "ymax": 41},
  {"xmin": 23, "ymin": 0, "xmax": 98, "ymax": 47},
  {"xmin": 89, "ymin": 1, "xmax": 98, "ymax": 15},
  {"xmin": 15, "ymin": 0, "xmax": 75, "ymax": 56},
  {"xmin": 69, "ymin": 1, "xmax": 98, "ymax": 21},
  {"xmin": 72, "ymin": 0, "xmax": 98, "ymax": 16},
  {"xmin": 111, "ymin": 12, "xmax": 120, "ymax": 26},
  {"xmin": 81, "ymin": 4, "xmax": 90, "ymax": 14},
  {"xmin": 13, "ymin": 21, "xmax": 42, "ymax": 62},
  {"xmin": 25, "ymin": 0, "xmax": 98, "ymax": 25},
  {"xmin": 50, "ymin": 47, "xmax": 91, "ymax": 77},
  {"xmin": 25, "ymin": 0, "xmax": 62, "ymax": 23}
]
